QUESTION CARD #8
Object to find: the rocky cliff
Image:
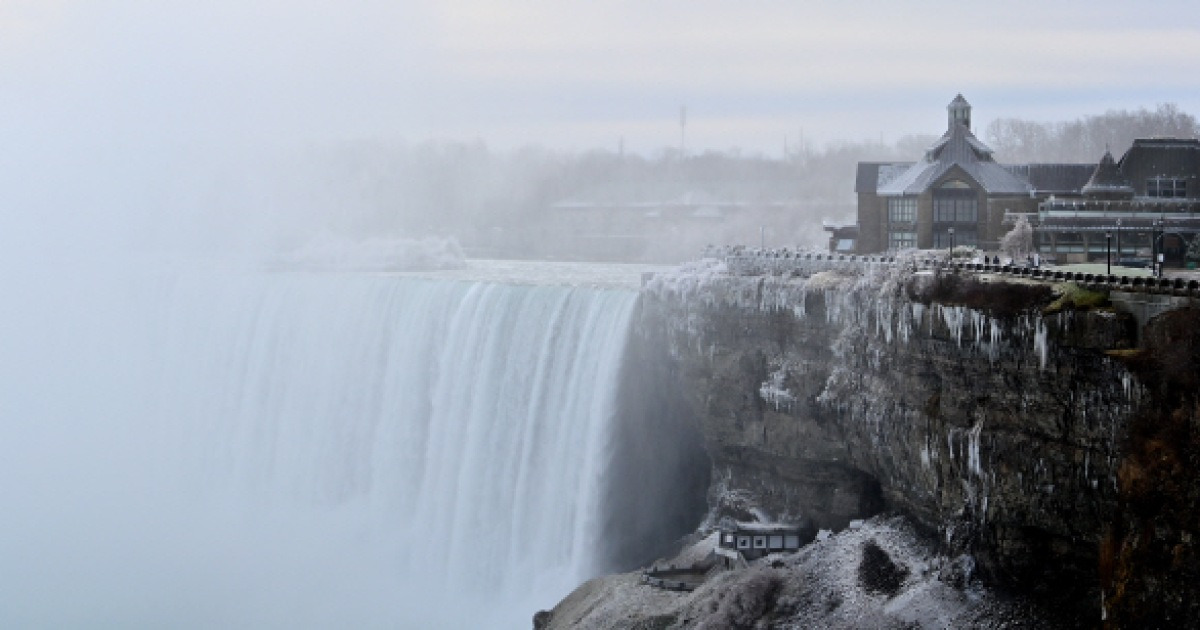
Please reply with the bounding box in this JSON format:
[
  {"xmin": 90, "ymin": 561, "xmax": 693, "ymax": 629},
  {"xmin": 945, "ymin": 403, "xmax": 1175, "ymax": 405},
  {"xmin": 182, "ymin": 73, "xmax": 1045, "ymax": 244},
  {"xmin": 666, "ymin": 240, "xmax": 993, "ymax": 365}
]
[{"xmin": 543, "ymin": 257, "xmax": 1200, "ymax": 628}]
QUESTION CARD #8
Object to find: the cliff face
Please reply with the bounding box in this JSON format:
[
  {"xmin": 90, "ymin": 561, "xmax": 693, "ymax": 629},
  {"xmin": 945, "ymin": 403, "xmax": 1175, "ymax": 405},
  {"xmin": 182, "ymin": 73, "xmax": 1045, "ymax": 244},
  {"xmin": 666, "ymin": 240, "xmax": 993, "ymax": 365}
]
[
  {"xmin": 1100, "ymin": 307, "xmax": 1200, "ymax": 628},
  {"xmin": 636, "ymin": 262, "xmax": 1142, "ymax": 620}
]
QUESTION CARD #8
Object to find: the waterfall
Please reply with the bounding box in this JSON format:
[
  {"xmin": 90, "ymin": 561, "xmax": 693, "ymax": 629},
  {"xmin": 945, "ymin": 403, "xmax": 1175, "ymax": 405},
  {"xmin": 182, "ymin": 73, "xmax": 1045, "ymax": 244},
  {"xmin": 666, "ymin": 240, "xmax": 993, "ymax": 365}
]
[{"xmin": 1, "ymin": 266, "xmax": 648, "ymax": 629}]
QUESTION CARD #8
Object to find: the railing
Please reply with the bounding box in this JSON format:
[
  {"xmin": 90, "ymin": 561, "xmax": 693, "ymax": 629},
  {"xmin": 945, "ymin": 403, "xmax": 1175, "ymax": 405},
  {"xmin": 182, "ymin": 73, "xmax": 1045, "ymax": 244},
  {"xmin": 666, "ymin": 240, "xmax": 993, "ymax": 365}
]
[
  {"xmin": 943, "ymin": 261, "xmax": 1200, "ymax": 296},
  {"xmin": 714, "ymin": 247, "xmax": 938, "ymax": 276},
  {"xmin": 707, "ymin": 247, "xmax": 1200, "ymax": 298}
]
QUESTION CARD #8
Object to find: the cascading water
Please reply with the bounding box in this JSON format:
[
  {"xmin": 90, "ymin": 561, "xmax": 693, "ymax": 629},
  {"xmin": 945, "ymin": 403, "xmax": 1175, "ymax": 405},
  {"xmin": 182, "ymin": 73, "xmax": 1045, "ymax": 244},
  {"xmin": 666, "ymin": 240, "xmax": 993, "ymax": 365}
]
[
  {"xmin": 2, "ymin": 262, "xmax": 693, "ymax": 629},
  {"xmin": 159, "ymin": 271, "xmax": 638, "ymax": 627}
]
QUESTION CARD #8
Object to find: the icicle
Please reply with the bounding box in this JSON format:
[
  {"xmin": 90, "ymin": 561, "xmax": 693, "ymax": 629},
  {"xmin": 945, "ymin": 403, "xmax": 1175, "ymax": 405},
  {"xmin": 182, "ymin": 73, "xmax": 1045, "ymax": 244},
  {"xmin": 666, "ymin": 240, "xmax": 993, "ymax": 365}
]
[
  {"xmin": 941, "ymin": 305, "xmax": 966, "ymax": 347},
  {"xmin": 1033, "ymin": 317, "xmax": 1048, "ymax": 370},
  {"xmin": 967, "ymin": 419, "xmax": 984, "ymax": 478}
]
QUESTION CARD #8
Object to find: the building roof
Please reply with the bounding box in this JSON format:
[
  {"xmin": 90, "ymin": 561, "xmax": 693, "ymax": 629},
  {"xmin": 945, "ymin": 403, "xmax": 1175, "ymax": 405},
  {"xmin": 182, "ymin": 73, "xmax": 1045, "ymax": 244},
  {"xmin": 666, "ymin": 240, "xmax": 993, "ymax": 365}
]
[
  {"xmin": 1125, "ymin": 137, "xmax": 1200, "ymax": 151},
  {"xmin": 1118, "ymin": 138, "xmax": 1200, "ymax": 186},
  {"xmin": 877, "ymin": 122, "xmax": 1031, "ymax": 196},
  {"xmin": 1006, "ymin": 163, "xmax": 1096, "ymax": 194},
  {"xmin": 1081, "ymin": 151, "xmax": 1134, "ymax": 195},
  {"xmin": 855, "ymin": 162, "xmax": 913, "ymax": 194}
]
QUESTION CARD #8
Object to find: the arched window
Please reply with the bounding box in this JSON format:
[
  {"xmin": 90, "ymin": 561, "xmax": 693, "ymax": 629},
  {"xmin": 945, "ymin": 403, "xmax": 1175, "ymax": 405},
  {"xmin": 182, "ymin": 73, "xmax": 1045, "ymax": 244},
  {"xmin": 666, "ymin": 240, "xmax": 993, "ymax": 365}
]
[{"xmin": 939, "ymin": 179, "xmax": 972, "ymax": 189}]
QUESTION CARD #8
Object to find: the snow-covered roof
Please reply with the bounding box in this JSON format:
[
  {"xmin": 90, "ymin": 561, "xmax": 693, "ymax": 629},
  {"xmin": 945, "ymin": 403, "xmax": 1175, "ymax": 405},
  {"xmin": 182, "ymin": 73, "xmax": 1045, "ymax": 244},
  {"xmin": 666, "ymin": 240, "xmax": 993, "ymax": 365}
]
[
  {"xmin": 854, "ymin": 162, "xmax": 913, "ymax": 194},
  {"xmin": 1081, "ymin": 151, "xmax": 1134, "ymax": 196},
  {"xmin": 724, "ymin": 521, "xmax": 806, "ymax": 534},
  {"xmin": 877, "ymin": 122, "xmax": 1031, "ymax": 196},
  {"xmin": 1004, "ymin": 163, "xmax": 1094, "ymax": 194}
]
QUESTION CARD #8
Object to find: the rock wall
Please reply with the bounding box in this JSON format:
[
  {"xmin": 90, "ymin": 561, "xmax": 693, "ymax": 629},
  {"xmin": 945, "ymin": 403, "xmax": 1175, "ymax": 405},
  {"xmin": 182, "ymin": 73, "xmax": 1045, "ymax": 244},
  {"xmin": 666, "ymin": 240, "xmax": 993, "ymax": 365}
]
[{"xmin": 636, "ymin": 260, "xmax": 1144, "ymax": 620}]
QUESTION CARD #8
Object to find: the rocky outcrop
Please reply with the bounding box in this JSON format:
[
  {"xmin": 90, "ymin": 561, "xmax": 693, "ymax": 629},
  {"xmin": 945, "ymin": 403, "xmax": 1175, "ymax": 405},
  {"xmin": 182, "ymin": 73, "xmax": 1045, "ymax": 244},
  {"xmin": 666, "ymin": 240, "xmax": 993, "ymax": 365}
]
[
  {"xmin": 630, "ymin": 261, "xmax": 1145, "ymax": 624},
  {"xmin": 538, "ymin": 515, "xmax": 1049, "ymax": 629}
]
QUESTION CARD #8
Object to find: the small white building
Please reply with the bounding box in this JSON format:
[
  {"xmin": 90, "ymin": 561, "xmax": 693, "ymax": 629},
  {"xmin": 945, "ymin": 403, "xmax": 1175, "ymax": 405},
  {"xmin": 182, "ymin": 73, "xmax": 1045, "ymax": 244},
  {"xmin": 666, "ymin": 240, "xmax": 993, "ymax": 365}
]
[{"xmin": 717, "ymin": 523, "xmax": 808, "ymax": 560}]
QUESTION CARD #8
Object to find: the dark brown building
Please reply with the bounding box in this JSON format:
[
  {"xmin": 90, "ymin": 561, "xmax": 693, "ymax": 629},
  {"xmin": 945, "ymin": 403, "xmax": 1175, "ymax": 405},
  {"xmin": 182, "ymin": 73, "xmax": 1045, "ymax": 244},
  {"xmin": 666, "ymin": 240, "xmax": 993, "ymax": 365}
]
[
  {"xmin": 1033, "ymin": 138, "xmax": 1200, "ymax": 266},
  {"xmin": 856, "ymin": 95, "xmax": 1092, "ymax": 253}
]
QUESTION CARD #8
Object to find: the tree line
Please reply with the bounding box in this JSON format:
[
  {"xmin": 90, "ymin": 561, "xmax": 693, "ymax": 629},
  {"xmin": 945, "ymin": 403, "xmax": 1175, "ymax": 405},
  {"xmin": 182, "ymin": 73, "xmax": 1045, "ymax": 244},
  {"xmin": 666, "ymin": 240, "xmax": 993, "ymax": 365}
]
[
  {"xmin": 984, "ymin": 103, "xmax": 1198, "ymax": 164},
  {"xmin": 216, "ymin": 103, "xmax": 1196, "ymax": 260}
]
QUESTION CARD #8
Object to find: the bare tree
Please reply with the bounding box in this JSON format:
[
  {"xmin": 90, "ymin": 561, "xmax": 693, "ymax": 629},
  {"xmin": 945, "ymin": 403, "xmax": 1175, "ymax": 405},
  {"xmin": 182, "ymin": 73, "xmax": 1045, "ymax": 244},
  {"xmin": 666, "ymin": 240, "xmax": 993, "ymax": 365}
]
[
  {"xmin": 1000, "ymin": 216, "xmax": 1034, "ymax": 261},
  {"xmin": 1187, "ymin": 235, "xmax": 1200, "ymax": 263},
  {"xmin": 986, "ymin": 104, "xmax": 1199, "ymax": 163}
]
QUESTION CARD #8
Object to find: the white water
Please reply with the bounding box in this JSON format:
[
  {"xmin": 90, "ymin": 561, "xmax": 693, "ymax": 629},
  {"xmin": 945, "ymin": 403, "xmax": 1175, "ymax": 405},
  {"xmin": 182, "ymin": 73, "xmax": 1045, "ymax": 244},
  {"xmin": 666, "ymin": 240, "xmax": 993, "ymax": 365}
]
[{"xmin": 1, "ymin": 264, "xmax": 642, "ymax": 629}]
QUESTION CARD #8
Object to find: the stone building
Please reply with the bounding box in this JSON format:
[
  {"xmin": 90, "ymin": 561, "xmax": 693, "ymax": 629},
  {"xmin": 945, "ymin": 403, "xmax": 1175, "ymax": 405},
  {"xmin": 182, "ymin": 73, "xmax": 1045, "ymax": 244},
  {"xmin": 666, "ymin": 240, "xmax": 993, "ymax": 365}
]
[{"xmin": 855, "ymin": 95, "xmax": 1092, "ymax": 253}]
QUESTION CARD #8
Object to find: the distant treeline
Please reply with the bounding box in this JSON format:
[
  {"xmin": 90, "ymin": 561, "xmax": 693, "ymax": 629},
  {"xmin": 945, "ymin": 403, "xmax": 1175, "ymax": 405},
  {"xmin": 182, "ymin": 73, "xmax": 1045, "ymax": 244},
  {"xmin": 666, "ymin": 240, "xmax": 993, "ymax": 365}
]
[
  {"xmin": 984, "ymin": 103, "xmax": 1198, "ymax": 163},
  {"xmin": 238, "ymin": 104, "xmax": 1195, "ymax": 259}
]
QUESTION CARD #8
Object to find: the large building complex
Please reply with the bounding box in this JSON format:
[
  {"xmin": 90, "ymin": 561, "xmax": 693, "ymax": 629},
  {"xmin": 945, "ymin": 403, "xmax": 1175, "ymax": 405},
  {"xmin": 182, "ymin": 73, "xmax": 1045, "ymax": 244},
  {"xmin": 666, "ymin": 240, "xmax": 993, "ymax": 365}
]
[
  {"xmin": 1033, "ymin": 138, "xmax": 1200, "ymax": 266},
  {"xmin": 854, "ymin": 96, "xmax": 1200, "ymax": 266},
  {"xmin": 855, "ymin": 95, "xmax": 1091, "ymax": 254}
]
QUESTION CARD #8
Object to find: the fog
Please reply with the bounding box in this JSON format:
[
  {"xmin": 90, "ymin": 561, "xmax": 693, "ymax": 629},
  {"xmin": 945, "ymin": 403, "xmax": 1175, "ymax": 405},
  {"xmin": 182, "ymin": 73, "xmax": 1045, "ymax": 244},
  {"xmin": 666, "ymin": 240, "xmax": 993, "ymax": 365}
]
[
  {"xmin": 6, "ymin": 1, "xmax": 1199, "ymax": 261},
  {"xmin": 2, "ymin": 1, "xmax": 1199, "ymax": 627}
]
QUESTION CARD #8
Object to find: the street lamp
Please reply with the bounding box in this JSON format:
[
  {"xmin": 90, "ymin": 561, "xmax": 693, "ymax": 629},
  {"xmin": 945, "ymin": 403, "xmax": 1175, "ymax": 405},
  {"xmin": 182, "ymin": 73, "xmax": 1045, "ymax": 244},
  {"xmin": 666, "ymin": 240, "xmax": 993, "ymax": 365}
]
[
  {"xmin": 948, "ymin": 227, "xmax": 955, "ymax": 260},
  {"xmin": 1115, "ymin": 218, "xmax": 1122, "ymax": 268},
  {"xmin": 1151, "ymin": 220, "xmax": 1158, "ymax": 277},
  {"xmin": 1153, "ymin": 220, "xmax": 1164, "ymax": 278},
  {"xmin": 1106, "ymin": 231, "xmax": 1112, "ymax": 274}
]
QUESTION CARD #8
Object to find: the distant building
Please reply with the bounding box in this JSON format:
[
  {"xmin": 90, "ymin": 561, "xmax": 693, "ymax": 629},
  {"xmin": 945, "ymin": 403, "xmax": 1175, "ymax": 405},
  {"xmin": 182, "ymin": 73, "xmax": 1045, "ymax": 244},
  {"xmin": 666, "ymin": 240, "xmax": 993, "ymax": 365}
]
[
  {"xmin": 1031, "ymin": 139, "xmax": 1200, "ymax": 266},
  {"xmin": 543, "ymin": 179, "xmax": 811, "ymax": 263},
  {"xmin": 855, "ymin": 95, "xmax": 1092, "ymax": 253},
  {"xmin": 716, "ymin": 523, "xmax": 809, "ymax": 561},
  {"xmin": 822, "ymin": 221, "xmax": 858, "ymax": 254}
]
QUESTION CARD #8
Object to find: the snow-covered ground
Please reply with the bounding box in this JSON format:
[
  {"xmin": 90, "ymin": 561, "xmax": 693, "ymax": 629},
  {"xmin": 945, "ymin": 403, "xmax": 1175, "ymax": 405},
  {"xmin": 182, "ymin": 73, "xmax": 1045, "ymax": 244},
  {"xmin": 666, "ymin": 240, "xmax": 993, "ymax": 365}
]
[{"xmin": 540, "ymin": 515, "xmax": 1048, "ymax": 629}]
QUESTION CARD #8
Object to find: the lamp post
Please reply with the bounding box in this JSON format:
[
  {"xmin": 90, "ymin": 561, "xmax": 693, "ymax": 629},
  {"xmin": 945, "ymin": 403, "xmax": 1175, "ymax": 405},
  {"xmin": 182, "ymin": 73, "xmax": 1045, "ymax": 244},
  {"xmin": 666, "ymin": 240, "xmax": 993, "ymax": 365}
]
[
  {"xmin": 1115, "ymin": 218, "xmax": 1122, "ymax": 268},
  {"xmin": 948, "ymin": 227, "xmax": 955, "ymax": 261},
  {"xmin": 1151, "ymin": 220, "xmax": 1158, "ymax": 277},
  {"xmin": 1106, "ymin": 231, "xmax": 1112, "ymax": 274},
  {"xmin": 1153, "ymin": 220, "xmax": 1164, "ymax": 278}
]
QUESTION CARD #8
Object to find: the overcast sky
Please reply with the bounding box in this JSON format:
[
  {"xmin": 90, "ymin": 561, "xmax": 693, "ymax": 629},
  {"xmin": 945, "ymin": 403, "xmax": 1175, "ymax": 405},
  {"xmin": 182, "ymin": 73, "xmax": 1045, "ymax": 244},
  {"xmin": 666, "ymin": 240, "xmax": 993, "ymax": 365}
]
[{"xmin": 4, "ymin": 0, "xmax": 1200, "ymax": 156}]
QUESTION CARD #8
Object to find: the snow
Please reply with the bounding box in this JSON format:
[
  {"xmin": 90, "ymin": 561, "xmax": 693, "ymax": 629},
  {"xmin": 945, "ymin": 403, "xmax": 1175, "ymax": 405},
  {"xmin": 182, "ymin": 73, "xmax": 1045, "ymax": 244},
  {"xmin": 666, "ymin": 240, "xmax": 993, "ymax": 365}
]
[
  {"xmin": 966, "ymin": 419, "xmax": 984, "ymax": 478},
  {"xmin": 543, "ymin": 516, "xmax": 1045, "ymax": 629},
  {"xmin": 1033, "ymin": 318, "xmax": 1049, "ymax": 370},
  {"xmin": 759, "ymin": 366, "xmax": 797, "ymax": 410}
]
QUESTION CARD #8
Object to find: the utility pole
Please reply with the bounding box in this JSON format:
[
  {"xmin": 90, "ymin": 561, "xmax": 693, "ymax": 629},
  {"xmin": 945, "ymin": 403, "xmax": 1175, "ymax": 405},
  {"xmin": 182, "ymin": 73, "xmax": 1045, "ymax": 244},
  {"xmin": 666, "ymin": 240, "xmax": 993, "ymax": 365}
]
[
  {"xmin": 1106, "ymin": 231, "xmax": 1112, "ymax": 275},
  {"xmin": 679, "ymin": 106, "xmax": 687, "ymax": 160}
]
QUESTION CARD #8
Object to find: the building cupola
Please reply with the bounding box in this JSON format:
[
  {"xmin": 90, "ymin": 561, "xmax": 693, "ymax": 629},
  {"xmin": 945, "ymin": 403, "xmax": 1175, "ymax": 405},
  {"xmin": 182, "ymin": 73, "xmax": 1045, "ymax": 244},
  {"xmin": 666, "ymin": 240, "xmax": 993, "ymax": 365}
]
[{"xmin": 948, "ymin": 94, "xmax": 971, "ymax": 131}]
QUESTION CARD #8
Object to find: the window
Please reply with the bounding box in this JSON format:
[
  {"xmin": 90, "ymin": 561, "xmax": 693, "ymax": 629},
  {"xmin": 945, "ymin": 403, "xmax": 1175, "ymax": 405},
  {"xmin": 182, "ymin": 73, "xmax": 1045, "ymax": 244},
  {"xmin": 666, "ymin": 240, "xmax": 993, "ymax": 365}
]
[
  {"xmin": 934, "ymin": 228, "xmax": 976, "ymax": 248},
  {"xmin": 933, "ymin": 194, "xmax": 977, "ymax": 223},
  {"xmin": 939, "ymin": 178, "xmax": 972, "ymax": 189},
  {"xmin": 1147, "ymin": 178, "xmax": 1187, "ymax": 198},
  {"xmin": 933, "ymin": 182, "xmax": 977, "ymax": 223},
  {"xmin": 887, "ymin": 197, "xmax": 916, "ymax": 223},
  {"xmin": 888, "ymin": 231, "xmax": 917, "ymax": 250}
]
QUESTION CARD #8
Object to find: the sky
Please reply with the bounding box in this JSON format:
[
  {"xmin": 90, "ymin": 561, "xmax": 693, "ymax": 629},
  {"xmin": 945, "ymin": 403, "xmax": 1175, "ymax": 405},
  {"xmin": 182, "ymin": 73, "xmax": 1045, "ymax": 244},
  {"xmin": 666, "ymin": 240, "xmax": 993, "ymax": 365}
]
[{"xmin": 3, "ymin": 0, "xmax": 1200, "ymax": 157}]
